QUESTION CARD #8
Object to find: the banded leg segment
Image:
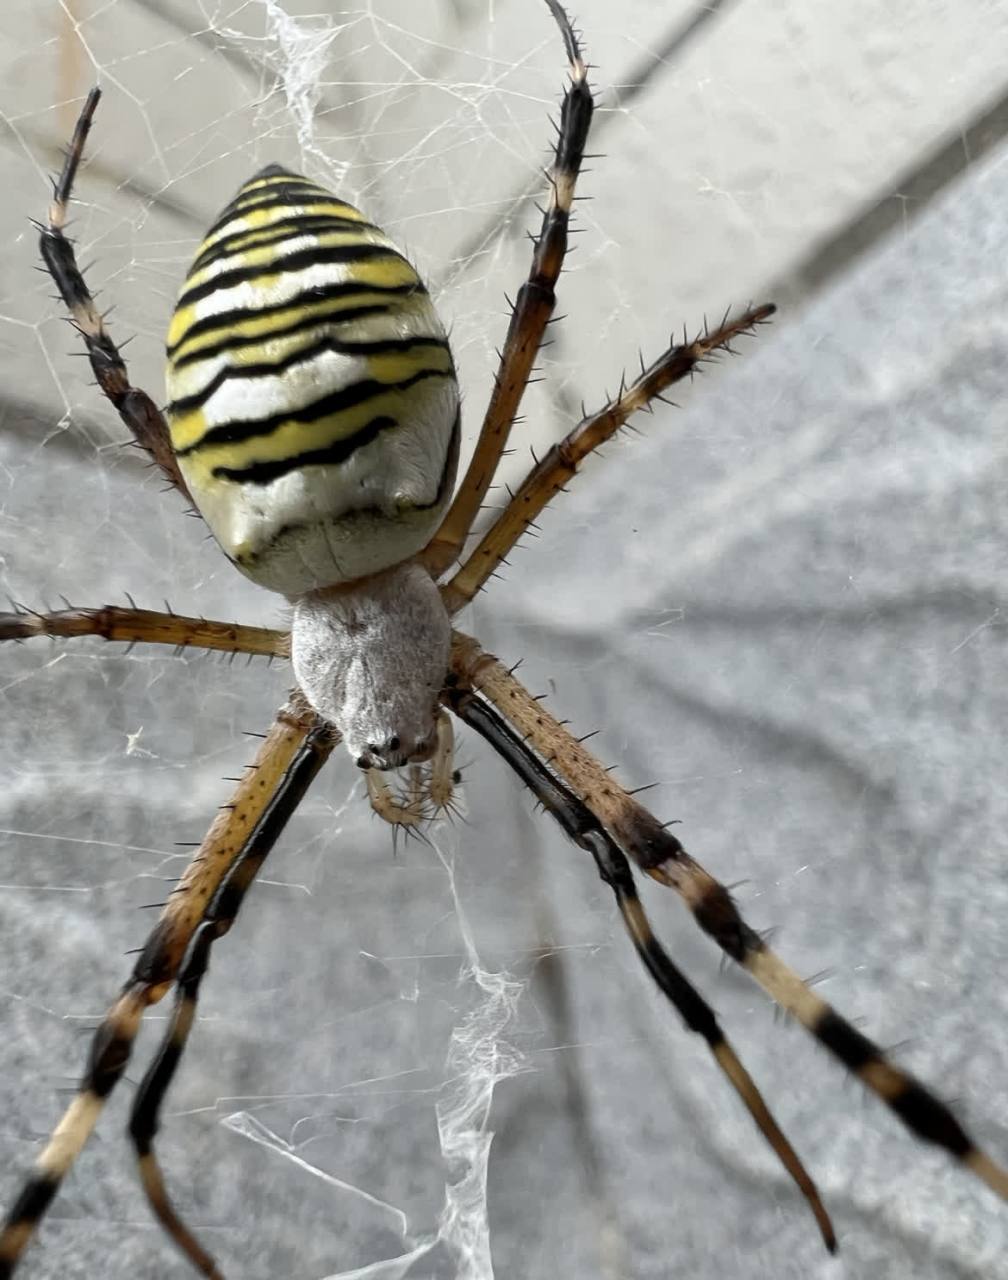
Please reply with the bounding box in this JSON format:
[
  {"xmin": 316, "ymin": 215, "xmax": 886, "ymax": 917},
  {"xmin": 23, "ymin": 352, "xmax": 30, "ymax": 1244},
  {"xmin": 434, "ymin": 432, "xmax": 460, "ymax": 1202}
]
[
  {"xmin": 422, "ymin": 0, "xmax": 592, "ymax": 576},
  {"xmin": 446, "ymin": 685, "xmax": 835, "ymax": 1251},
  {"xmin": 441, "ymin": 305, "xmax": 776, "ymax": 613},
  {"xmin": 0, "ymin": 698, "xmax": 320, "ymax": 1277},
  {"xmin": 129, "ymin": 726, "xmax": 334, "ymax": 1279},
  {"xmin": 38, "ymin": 87, "xmax": 190, "ymax": 500},
  {"xmin": 449, "ymin": 630, "xmax": 1008, "ymax": 1201},
  {"xmin": 0, "ymin": 604, "xmax": 289, "ymax": 657}
]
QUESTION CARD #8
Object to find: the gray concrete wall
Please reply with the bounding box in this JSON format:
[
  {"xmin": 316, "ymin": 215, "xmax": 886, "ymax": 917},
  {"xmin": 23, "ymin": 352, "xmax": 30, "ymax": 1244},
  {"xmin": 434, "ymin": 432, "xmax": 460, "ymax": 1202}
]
[{"xmin": 1, "ymin": 2, "xmax": 1007, "ymax": 1278}]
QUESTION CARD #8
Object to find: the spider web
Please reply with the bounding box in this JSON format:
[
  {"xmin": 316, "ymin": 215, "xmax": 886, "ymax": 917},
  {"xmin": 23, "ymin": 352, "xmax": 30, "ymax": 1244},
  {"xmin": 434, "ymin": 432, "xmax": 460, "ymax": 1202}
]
[{"xmin": 2, "ymin": 3, "xmax": 1008, "ymax": 1279}]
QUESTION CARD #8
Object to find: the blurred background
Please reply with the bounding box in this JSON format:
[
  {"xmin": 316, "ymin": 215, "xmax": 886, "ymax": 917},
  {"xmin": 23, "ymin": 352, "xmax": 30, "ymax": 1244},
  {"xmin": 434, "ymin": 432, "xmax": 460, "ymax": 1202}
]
[{"xmin": 1, "ymin": 1, "xmax": 1008, "ymax": 1277}]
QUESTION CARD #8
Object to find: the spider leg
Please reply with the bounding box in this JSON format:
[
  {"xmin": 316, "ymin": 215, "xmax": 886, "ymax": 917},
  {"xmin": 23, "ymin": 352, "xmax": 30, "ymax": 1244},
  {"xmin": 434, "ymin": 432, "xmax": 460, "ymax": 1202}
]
[
  {"xmin": 364, "ymin": 711, "xmax": 458, "ymax": 827},
  {"xmin": 0, "ymin": 603, "xmax": 289, "ymax": 657},
  {"xmin": 365, "ymin": 768, "xmax": 428, "ymax": 829},
  {"xmin": 449, "ymin": 630, "xmax": 1008, "ymax": 1202},
  {"xmin": 446, "ymin": 685, "xmax": 836, "ymax": 1251},
  {"xmin": 422, "ymin": 0, "xmax": 591, "ymax": 575},
  {"xmin": 38, "ymin": 88, "xmax": 191, "ymax": 500},
  {"xmin": 427, "ymin": 711, "xmax": 457, "ymax": 814},
  {"xmin": 441, "ymin": 305, "xmax": 775, "ymax": 613},
  {"xmin": 128, "ymin": 725, "xmax": 333, "ymax": 1279},
  {"xmin": 0, "ymin": 697, "xmax": 328, "ymax": 1277}
]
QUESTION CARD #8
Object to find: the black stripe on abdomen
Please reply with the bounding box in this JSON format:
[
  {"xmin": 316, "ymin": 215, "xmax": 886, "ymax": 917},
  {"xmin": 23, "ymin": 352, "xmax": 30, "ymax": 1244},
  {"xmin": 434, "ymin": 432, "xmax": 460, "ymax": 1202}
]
[
  {"xmin": 175, "ymin": 243, "xmax": 410, "ymax": 310},
  {"xmin": 168, "ymin": 335, "xmax": 451, "ymax": 414},
  {"xmin": 166, "ymin": 279, "xmax": 423, "ymax": 359},
  {"xmin": 175, "ymin": 367, "xmax": 453, "ymax": 455},
  {"xmin": 190, "ymin": 213, "xmax": 380, "ymax": 275},
  {"xmin": 212, "ymin": 415, "xmax": 399, "ymax": 483},
  {"xmin": 201, "ymin": 182, "xmax": 341, "ymax": 239}
]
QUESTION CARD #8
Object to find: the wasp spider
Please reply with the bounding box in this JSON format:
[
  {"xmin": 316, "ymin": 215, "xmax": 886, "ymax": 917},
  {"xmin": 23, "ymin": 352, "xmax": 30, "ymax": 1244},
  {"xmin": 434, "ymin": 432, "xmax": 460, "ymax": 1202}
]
[{"xmin": 1, "ymin": 2, "xmax": 1005, "ymax": 1275}]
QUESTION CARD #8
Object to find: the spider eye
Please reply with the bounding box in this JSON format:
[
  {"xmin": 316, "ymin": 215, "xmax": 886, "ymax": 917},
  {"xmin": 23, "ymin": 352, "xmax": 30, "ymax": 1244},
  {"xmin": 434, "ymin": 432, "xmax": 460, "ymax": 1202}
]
[
  {"xmin": 355, "ymin": 755, "xmax": 370, "ymax": 770},
  {"xmin": 388, "ymin": 735, "xmax": 400, "ymax": 751}
]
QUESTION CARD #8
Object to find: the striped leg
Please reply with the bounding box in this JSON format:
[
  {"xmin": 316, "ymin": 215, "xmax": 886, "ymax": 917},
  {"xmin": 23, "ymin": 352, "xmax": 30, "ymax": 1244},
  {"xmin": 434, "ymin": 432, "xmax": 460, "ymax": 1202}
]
[
  {"xmin": 128, "ymin": 725, "xmax": 334, "ymax": 1279},
  {"xmin": 448, "ymin": 631, "xmax": 1008, "ymax": 1201},
  {"xmin": 447, "ymin": 684, "xmax": 836, "ymax": 1249},
  {"xmin": 422, "ymin": 0, "xmax": 592, "ymax": 576},
  {"xmin": 440, "ymin": 306, "xmax": 776, "ymax": 613},
  {"xmin": 0, "ymin": 698, "xmax": 321, "ymax": 1277},
  {"xmin": 0, "ymin": 604, "xmax": 289, "ymax": 657},
  {"xmin": 38, "ymin": 88, "xmax": 191, "ymax": 501}
]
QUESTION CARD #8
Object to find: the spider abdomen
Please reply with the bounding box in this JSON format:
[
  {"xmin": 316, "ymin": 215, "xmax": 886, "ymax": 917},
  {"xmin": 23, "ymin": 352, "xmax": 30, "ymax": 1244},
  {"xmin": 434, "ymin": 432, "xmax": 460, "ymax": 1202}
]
[
  {"xmin": 290, "ymin": 561, "xmax": 450, "ymax": 769},
  {"xmin": 165, "ymin": 165, "xmax": 460, "ymax": 596}
]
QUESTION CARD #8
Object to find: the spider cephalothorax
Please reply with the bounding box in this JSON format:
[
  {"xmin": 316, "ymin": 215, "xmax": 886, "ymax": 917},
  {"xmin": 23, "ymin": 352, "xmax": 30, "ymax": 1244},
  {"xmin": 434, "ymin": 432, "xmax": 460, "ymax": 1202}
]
[
  {"xmin": 290, "ymin": 563, "xmax": 451, "ymax": 770},
  {"xmin": 0, "ymin": 1, "xmax": 1005, "ymax": 1276}
]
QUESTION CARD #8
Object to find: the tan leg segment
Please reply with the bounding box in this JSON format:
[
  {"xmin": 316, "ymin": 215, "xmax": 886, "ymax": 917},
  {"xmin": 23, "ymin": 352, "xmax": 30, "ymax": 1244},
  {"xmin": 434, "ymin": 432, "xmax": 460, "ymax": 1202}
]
[
  {"xmin": 128, "ymin": 723, "xmax": 335, "ymax": 1278},
  {"xmin": 449, "ymin": 630, "xmax": 1008, "ymax": 1202},
  {"xmin": 446, "ymin": 683, "xmax": 834, "ymax": 1250},
  {"xmin": 0, "ymin": 696, "xmax": 317, "ymax": 1276},
  {"xmin": 427, "ymin": 711, "xmax": 457, "ymax": 813},
  {"xmin": 422, "ymin": 2, "xmax": 592, "ymax": 576},
  {"xmin": 38, "ymin": 88, "xmax": 190, "ymax": 499},
  {"xmin": 0, "ymin": 604, "xmax": 289, "ymax": 657},
  {"xmin": 441, "ymin": 305, "xmax": 775, "ymax": 613}
]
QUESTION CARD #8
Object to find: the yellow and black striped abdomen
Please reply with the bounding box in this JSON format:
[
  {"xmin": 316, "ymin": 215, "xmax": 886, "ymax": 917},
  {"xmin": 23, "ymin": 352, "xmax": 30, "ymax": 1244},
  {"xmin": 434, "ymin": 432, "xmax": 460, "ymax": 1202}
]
[{"xmin": 165, "ymin": 166, "xmax": 459, "ymax": 595}]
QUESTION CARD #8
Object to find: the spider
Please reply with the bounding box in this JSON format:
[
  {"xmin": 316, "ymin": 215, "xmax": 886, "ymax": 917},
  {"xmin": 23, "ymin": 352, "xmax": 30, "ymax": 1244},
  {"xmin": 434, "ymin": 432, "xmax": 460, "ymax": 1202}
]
[{"xmin": 1, "ymin": 1, "xmax": 1005, "ymax": 1275}]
